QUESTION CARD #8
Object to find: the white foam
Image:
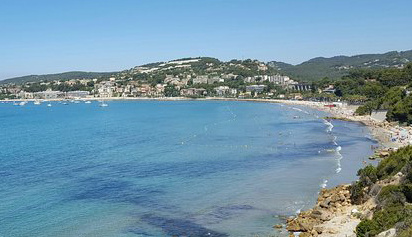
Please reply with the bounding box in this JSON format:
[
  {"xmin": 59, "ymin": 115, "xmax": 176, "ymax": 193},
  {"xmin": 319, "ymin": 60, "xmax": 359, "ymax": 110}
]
[
  {"xmin": 322, "ymin": 119, "xmax": 334, "ymax": 133},
  {"xmin": 294, "ymin": 203, "xmax": 305, "ymax": 214},
  {"xmin": 332, "ymin": 135, "xmax": 338, "ymax": 145},
  {"xmin": 321, "ymin": 119, "xmax": 343, "ymax": 173},
  {"xmin": 291, "ymin": 107, "xmax": 310, "ymax": 114},
  {"xmin": 335, "ymin": 146, "xmax": 343, "ymax": 173},
  {"xmin": 320, "ymin": 179, "xmax": 328, "ymax": 188}
]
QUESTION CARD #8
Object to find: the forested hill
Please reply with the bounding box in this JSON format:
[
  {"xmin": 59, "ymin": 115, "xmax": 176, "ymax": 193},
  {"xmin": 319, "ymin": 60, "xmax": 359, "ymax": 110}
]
[
  {"xmin": 2, "ymin": 50, "xmax": 411, "ymax": 84},
  {"xmin": 268, "ymin": 50, "xmax": 412, "ymax": 81},
  {"xmin": 0, "ymin": 71, "xmax": 117, "ymax": 84}
]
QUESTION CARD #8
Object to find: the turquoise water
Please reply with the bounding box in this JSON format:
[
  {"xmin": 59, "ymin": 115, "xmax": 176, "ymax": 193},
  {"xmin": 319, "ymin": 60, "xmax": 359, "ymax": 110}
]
[{"xmin": 0, "ymin": 101, "xmax": 376, "ymax": 236}]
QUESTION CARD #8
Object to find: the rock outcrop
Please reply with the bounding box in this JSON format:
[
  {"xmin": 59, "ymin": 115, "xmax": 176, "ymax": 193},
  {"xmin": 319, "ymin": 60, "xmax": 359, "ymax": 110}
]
[
  {"xmin": 376, "ymin": 228, "xmax": 396, "ymax": 237},
  {"xmin": 286, "ymin": 185, "xmax": 354, "ymax": 236}
]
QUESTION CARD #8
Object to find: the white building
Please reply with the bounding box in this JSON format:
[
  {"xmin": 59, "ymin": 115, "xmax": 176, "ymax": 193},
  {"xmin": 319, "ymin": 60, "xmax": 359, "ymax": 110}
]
[{"xmin": 193, "ymin": 75, "xmax": 208, "ymax": 84}]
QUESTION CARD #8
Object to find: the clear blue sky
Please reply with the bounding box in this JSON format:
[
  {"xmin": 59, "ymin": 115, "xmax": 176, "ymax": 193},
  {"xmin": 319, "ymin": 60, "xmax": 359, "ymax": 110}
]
[{"xmin": 1, "ymin": 0, "xmax": 411, "ymax": 80}]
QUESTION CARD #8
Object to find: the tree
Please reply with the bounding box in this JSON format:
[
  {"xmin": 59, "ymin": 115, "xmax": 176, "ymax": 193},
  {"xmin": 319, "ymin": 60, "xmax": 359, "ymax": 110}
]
[{"xmin": 164, "ymin": 84, "xmax": 179, "ymax": 97}]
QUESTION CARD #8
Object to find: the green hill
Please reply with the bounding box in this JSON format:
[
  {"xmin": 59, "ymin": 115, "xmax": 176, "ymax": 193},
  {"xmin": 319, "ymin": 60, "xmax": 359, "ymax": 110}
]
[
  {"xmin": 268, "ymin": 50, "xmax": 412, "ymax": 81},
  {"xmin": 3, "ymin": 50, "xmax": 411, "ymax": 84},
  {"xmin": 0, "ymin": 71, "xmax": 117, "ymax": 84}
]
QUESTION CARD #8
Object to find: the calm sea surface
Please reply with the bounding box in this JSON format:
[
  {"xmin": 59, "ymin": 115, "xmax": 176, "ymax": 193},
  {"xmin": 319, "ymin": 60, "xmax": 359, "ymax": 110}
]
[{"xmin": 0, "ymin": 101, "xmax": 376, "ymax": 236}]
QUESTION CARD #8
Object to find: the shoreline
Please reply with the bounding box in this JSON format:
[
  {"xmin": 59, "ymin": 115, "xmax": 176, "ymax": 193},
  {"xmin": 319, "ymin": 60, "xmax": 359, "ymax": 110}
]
[{"xmin": 270, "ymin": 100, "xmax": 409, "ymax": 236}]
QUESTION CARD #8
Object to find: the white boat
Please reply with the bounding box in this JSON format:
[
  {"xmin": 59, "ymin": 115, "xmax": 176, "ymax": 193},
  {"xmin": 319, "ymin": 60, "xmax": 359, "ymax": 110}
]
[
  {"xmin": 19, "ymin": 101, "xmax": 27, "ymax": 106},
  {"xmin": 85, "ymin": 101, "xmax": 92, "ymax": 104},
  {"xmin": 33, "ymin": 100, "xmax": 41, "ymax": 105},
  {"xmin": 99, "ymin": 101, "xmax": 108, "ymax": 107},
  {"xmin": 47, "ymin": 103, "xmax": 52, "ymax": 107}
]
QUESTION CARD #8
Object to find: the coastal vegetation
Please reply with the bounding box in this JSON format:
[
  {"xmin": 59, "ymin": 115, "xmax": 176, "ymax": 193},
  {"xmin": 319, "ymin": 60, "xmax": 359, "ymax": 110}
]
[
  {"xmin": 0, "ymin": 71, "xmax": 114, "ymax": 85},
  {"xmin": 351, "ymin": 146, "xmax": 412, "ymax": 236},
  {"xmin": 308, "ymin": 62, "xmax": 412, "ymax": 124},
  {"xmin": 23, "ymin": 81, "xmax": 95, "ymax": 92},
  {"xmin": 0, "ymin": 93, "xmax": 15, "ymax": 100},
  {"xmin": 267, "ymin": 50, "xmax": 412, "ymax": 81},
  {"xmin": 287, "ymin": 146, "xmax": 412, "ymax": 236}
]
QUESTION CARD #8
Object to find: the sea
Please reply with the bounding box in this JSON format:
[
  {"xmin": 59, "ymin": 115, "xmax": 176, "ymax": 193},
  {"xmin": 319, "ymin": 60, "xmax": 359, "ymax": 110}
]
[{"xmin": 0, "ymin": 100, "xmax": 377, "ymax": 237}]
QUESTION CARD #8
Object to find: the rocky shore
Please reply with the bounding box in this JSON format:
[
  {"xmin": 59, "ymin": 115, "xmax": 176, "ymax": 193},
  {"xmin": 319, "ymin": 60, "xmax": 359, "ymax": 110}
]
[
  {"xmin": 284, "ymin": 171, "xmax": 405, "ymax": 237},
  {"xmin": 286, "ymin": 185, "xmax": 365, "ymax": 237},
  {"xmin": 276, "ymin": 100, "xmax": 410, "ymax": 237}
]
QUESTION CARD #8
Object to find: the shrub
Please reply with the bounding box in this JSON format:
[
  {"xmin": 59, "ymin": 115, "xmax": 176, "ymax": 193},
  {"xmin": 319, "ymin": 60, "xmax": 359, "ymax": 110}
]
[
  {"xmin": 396, "ymin": 215, "xmax": 412, "ymax": 237},
  {"xmin": 401, "ymin": 184, "xmax": 412, "ymax": 203},
  {"xmin": 351, "ymin": 181, "xmax": 367, "ymax": 205},
  {"xmin": 398, "ymin": 226, "xmax": 412, "ymax": 237},
  {"xmin": 403, "ymin": 163, "xmax": 412, "ymax": 184},
  {"xmin": 377, "ymin": 185, "xmax": 406, "ymax": 206},
  {"xmin": 356, "ymin": 204, "xmax": 409, "ymax": 237},
  {"xmin": 377, "ymin": 146, "xmax": 412, "ymax": 179},
  {"xmin": 358, "ymin": 165, "xmax": 378, "ymax": 187},
  {"xmin": 356, "ymin": 219, "xmax": 379, "ymax": 237},
  {"xmin": 355, "ymin": 100, "xmax": 381, "ymax": 115}
]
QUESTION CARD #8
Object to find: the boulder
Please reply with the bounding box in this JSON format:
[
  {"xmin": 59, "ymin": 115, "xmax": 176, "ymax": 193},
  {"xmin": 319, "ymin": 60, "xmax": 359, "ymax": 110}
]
[
  {"xmin": 328, "ymin": 229, "xmax": 338, "ymax": 234},
  {"xmin": 320, "ymin": 197, "xmax": 332, "ymax": 208},
  {"xmin": 286, "ymin": 219, "xmax": 300, "ymax": 232},
  {"xmin": 299, "ymin": 232, "xmax": 312, "ymax": 237},
  {"xmin": 311, "ymin": 209, "xmax": 333, "ymax": 221},
  {"xmin": 331, "ymin": 194, "xmax": 340, "ymax": 203},
  {"xmin": 379, "ymin": 151, "xmax": 390, "ymax": 158},
  {"xmin": 310, "ymin": 229, "xmax": 319, "ymax": 236},
  {"xmin": 299, "ymin": 219, "xmax": 316, "ymax": 232},
  {"xmin": 313, "ymin": 226, "xmax": 324, "ymax": 234},
  {"xmin": 377, "ymin": 228, "xmax": 396, "ymax": 237},
  {"xmin": 351, "ymin": 208, "xmax": 359, "ymax": 214}
]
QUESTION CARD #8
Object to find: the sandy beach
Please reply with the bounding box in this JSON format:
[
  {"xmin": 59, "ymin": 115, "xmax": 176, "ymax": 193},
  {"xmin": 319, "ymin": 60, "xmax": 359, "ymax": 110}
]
[{"xmin": 267, "ymin": 99, "xmax": 412, "ymax": 149}]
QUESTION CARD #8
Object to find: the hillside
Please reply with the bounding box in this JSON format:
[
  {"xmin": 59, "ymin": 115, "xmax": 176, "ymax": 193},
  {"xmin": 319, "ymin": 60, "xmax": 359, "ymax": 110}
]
[
  {"xmin": 119, "ymin": 57, "xmax": 277, "ymax": 82},
  {"xmin": 0, "ymin": 71, "xmax": 117, "ymax": 84},
  {"xmin": 3, "ymin": 50, "xmax": 411, "ymax": 85},
  {"xmin": 268, "ymin": 50, "xmax": 412, "ymax": 81}
]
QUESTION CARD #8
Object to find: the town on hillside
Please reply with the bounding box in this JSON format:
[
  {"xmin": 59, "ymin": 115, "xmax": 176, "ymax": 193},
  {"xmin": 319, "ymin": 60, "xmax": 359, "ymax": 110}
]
[{"xmin": 0, "ymin": 58, "xmax": 322, "ymax": 101}]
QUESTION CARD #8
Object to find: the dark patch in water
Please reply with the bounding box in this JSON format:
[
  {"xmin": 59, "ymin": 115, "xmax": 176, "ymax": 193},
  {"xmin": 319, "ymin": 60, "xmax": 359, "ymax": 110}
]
[
  {"xmin": 141, "ymin": 214, "xmax": 228, "ymax": 237},
  {"xmin": 127, "ymin": 228, "xmax": 156, "ymax": 236},
  {"xmin": 202, "ymin": 205, "xmax": 256, "ymax": 224},
  {"xmin": 70, "ymin": 177, "xmax": 165, "ymax": 207}
]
